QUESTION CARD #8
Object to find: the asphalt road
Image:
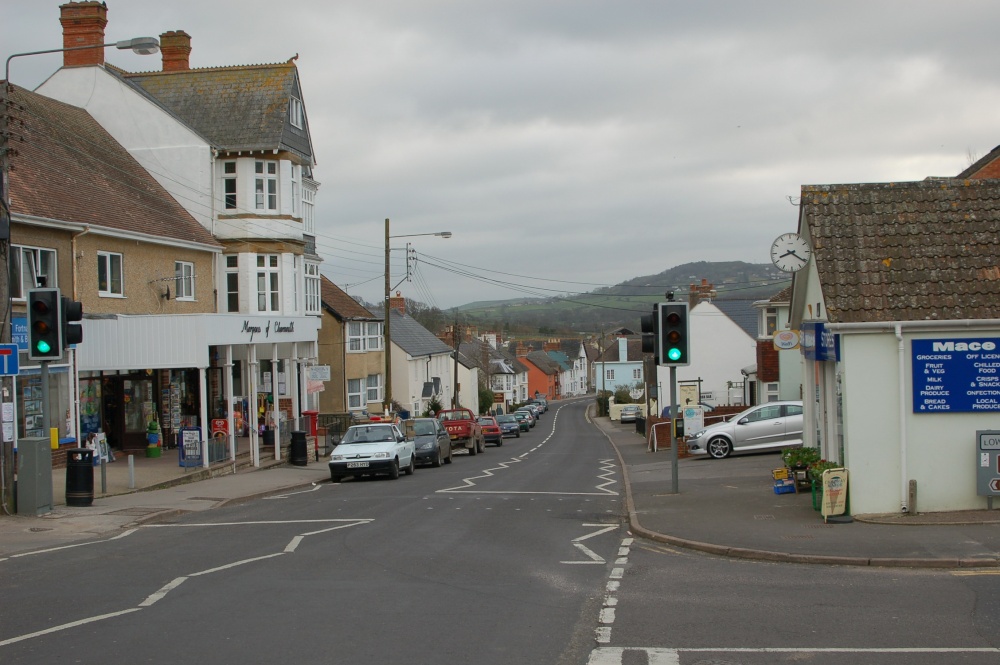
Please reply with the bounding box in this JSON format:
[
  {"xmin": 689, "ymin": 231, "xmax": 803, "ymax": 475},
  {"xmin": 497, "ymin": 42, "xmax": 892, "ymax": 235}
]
[{"xmin": 0, "ymin": 398, "xmax": 626, "ymax": 664}]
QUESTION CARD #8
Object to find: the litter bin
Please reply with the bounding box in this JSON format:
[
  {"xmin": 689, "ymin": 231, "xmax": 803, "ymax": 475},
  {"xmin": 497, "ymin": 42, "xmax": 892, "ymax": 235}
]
[
  {"xmin": 262, "ymin": 428, "xmax": 275, "ymax": 450},
  {"xmin": 289, "ymin": 430, "xmax": 308, "ymax": 466},
  {"xmin": 66, "ymin": 448, "xmax": 94, "ymax": 507}
]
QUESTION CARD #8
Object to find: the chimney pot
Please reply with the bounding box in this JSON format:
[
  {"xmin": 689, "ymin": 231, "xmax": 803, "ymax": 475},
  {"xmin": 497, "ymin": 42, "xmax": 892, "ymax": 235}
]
[{"xmin": 160, "ymin": 30, "xmax": 192, "ymax": 71}]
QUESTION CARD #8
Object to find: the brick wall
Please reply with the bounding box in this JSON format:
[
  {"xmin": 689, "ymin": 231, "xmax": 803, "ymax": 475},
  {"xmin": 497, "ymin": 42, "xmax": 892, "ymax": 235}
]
[{"xmin": 757, "ymin": 339, "xmax": 780, "ymax": 382}]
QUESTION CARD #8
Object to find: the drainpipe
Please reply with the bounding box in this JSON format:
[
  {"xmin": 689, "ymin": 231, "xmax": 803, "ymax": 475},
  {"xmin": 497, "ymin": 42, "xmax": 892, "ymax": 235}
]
[
  {"xmin": 70, "ymin": 225, "xmax": 91, "ymax": 299},
  {"xmin": 895, "ymin": 323, "xmax": 909, "ymax": 512}
]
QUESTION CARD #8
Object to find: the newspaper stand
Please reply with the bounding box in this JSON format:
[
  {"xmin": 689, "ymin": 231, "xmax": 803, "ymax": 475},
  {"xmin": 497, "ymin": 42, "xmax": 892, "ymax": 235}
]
[{"xmin": 177, "ymin": 427, "xmax": 203, "ymax": 468}]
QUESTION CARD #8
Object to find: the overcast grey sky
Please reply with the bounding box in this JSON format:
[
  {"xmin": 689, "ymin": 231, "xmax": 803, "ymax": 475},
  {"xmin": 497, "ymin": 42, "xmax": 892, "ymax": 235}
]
[{"xmin": 5, "ymin": 1, "xmax": 998, "ymax": 309}]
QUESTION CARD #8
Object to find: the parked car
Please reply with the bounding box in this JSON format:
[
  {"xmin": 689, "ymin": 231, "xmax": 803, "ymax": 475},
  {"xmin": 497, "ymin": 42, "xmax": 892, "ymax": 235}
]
[
  {"xmin": 329, "ymin": 423, "xmax": 415, "ymax": 481},
  {"xmin": 686, "ymin": 401, "xmax": 804, "ymax": 459},
  {"xmin": 619, "ymin": 404, "xmax": 641, "ymax": 423},
  {"xmin": 437, "ymin": 408, "xmax": 486, "ymax": 456},
  {"xmin": 477, "ymin": 416, "xmax": 504, "ymax": 446},
  {"xmin": 495, "ymin": 414, "xmax": 521, "ymax": 438},
  {"xmin": 528, "ymin": 398, "xmax": 548, "ymax": 413},
  {"xmin": 404, "ymin": 418, "xmax": 452, "ymax": 467},
  {"xmin": 521, "ymin": 404, "xmax": 541, "ymax": 419},
  {"xmin": 515, "ymin": 408, "xmax": 536, "ymax": 427},
  {"xmin": 512, "ymin": 411, "xmax": 532, "ymax": 432}
]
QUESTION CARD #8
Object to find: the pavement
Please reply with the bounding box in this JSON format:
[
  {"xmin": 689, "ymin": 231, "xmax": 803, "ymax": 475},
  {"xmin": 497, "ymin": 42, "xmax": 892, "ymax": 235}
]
[{"xmin": 3, "ymin": 409, "xmax": 1000, "ymax": 568}]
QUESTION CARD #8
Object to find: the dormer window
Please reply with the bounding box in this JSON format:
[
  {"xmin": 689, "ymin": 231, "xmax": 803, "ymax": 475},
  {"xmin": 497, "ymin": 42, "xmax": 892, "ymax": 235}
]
[{"xmin": 289, "ymin": 96, "xmax": 304, "ymax": 129}]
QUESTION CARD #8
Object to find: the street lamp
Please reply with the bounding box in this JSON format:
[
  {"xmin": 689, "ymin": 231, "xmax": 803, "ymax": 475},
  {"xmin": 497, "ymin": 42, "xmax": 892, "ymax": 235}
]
[
  {"xmin": 0, "ymin": 36, "xmax": 160, "ymax": 514},
  {"xmin": 383, "ymin": 218, "xmax": 451, "ymax": 414}
]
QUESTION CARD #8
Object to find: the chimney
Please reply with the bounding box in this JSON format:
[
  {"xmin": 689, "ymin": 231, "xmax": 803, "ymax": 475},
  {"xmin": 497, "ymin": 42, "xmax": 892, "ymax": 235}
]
[
  {"xmin": 160, "ymin": 30, "xmax": 192, "ymax": 71},
  {"xmin": 388, "ymin": 291, "xmax": 406, "ymax": 315},
  {"xmin": 60, "ymin": 1, "xmax": 109, "ymax": 68},
  {"xmin": 515, "ymin": 341, "xmax": 528, "ymax": 358},
  {"xmin": 688, "ymin": 278, "xmax": 716, "ymax": 307}
]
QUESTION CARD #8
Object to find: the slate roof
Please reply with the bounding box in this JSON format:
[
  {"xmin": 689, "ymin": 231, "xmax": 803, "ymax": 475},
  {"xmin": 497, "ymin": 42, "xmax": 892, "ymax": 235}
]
[
  {"xmin": 799, "ymin": 179, "xmax": 1000, "ymax": 323},
  {"xmin": 390, "ymin": 310, "xmax": 454, "ymax": 357},
  {"xmin": 320, "ymin": 276, "xmax": 377, "ymax": 321},
  {"xmin": 711, "ymin": 299, "xmax": 759, "ymax": 338},
  {"xmin": 596, "ymin": 337, "xmax": 643, "ymax": 363},
  {"xmin": 114, "ymin": 61, "xmax": 313, "ymax": 162},
  {"xmin": 546, "ymin": 350, "xmax": 572, "ymax": 371},
  {"xmin": 525, "ymin": 351, "xmax": 560, "ymax": 375},
  {"xmin": 7, "ymin": 85, "xmax": 219, "ymax": 248}
]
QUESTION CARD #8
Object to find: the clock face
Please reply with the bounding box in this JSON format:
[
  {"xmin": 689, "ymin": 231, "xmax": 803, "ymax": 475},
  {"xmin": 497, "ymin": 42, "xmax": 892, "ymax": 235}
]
[{"xmin": 770, "ymin": 233, "xmax": 812, "ymax": 272}]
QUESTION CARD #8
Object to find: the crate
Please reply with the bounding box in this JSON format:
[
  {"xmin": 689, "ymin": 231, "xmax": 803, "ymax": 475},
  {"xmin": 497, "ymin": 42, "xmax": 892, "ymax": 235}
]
[
  {"xmin": 772, "ymin": 467, "xmax": 790, "ymax": 480},
  {"xmin": 773, "ymin": 479, "xmax": 796, "ymax": 494}
]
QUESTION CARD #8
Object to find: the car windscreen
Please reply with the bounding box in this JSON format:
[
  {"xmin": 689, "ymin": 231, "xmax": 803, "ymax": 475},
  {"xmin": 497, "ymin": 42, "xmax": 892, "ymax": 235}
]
[
  {"xmin": 477, "ymin": 418, "xmax": 495, "ymax": 426},
  {"xmin": 496, "ymin": 415, "xmax": 516, "ymax": 423},
  {"xmin": 411, "ymin": 421, "xmax": 436, "ymax": 436},
  {"xmin": 341, "ymin": 426, "xmax": 395, "ymax": 444}
]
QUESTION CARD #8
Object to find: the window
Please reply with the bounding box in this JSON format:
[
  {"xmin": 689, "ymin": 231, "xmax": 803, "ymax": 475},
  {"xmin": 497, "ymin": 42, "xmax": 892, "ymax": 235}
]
[
  {"xmin": 606, "ymin": 369, "xmax": 615, "ymax": 381},
  {"xmin": 255, "ymin": 161, "xmax": 278, "ymax": 211},
  {"xmin": 98, "ymin": 252, "xmax": 123, "ymax": 296},
  {"xmin": 366, "ymin": 322, "xmax": 383, "ymax": 350},
  {"xmin": 175, "ymin": 261, "xmax": 194, "ymax": 300},
  {"xmin": 633, "ymin": 368, "xmax": 642, "ymax": 380},
  {"xmin": 225, "ymin": 255, "xmax": 239, "ymax": 312},
  {"xmin": 291, "ymin": 164, "xmax": 300, "ymax": 216},
  {"xmin": 302, "ymin": 185, "xmax": 315, "ymax": 235},
  {"xmin": 746, "ymin": 404, "xmax": 782, "ymax": 422},
  {"xmin": 289, "ymin": 96, "xmax": 303, "ymax": 129},
  {"xmin": 256, "ymin": 255, "xmax": 279, "ymax": 312},
  {"xmin": 304, "ymin": 263, "xmax": 320, "ymax": 314},
  {"xmin": 347, "ymin": 378, "xmax": 363, "ymax": 410},
  {"xmin": 223, "ymin": 161, "xmax": 237, "ymax": 210},
  {"xmin": 366, "ymin": 374, "xmax": 382, "ymax": 403},
  {"xmin": 10, "ymin": 245, "xmax": 55, "ymax": 299},
  {"xmin": 347, "ymin": 321, "xmax": 383, "ymax": 352},
  {"xmin": 765, "ymin": 308, "xmax": 778, "ymax": 336},
  {"xmin": 766, "ymin": 382, "xmax": 780, "ymax": 402},
  {"xmin": 783, "ymin": 403, "xmax": 802, "ymax": 416}
]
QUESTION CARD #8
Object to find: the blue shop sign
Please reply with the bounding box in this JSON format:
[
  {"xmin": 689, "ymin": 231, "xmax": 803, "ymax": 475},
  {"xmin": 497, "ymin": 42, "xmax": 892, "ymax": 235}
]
[
  {"xmin": 801, "ymin": 322, "xmax": 840, "ymax": 362},
  {"xmin": 912, "ymin": 338, "xmax": 1000, "ymax": 413}
]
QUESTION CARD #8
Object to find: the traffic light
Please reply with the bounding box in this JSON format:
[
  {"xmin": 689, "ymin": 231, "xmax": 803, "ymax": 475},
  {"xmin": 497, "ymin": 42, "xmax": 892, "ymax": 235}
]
[
  {"xmin": 659, "ymin": 302, "xmax": 690, "ymax": 366},
  {"xmin": 61, "ymin": 296, "xmax": 83, "ymax": 350},
  {"xmin": 640, "ymin": 306, "xmax": 660, "ymax": 365},
  {"xmin": 27, "ymin": 288, "xmax": 62, "ymax": 361}
]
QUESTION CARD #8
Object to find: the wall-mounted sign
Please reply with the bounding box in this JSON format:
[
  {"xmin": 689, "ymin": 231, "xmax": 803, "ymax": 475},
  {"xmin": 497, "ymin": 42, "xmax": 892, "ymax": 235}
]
[
  {"xmin": 976, "ymin": 430, "xmax": 1000, "ymax": 496},
  {"xmin": 308, "ymin": 365, "xmax": 331, "ymax": 381},
  {"xmin": 912, "ymin": 338, "xmax": 1000, "ymax": 413},
  {"xmin": 773, "ymin": 330, "xmax": 800, "ymax": 350},
  {"xmin": 801, "ymin": 322, "xmax": 839, "ymax": 362}
]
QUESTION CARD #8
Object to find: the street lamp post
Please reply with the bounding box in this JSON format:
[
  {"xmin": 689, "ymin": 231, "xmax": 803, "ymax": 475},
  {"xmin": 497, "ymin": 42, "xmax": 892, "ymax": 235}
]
[
  {"xmin": 383, "ymin": 218, "xmax": 451, "ymax": 415},
  {"xmin": 0, "ymin": 37, "xmax": 160, "ymax": 514}
]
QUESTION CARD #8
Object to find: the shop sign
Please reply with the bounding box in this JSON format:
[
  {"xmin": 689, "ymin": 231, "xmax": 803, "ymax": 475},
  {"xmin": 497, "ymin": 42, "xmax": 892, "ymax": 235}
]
[
  {"xmin": 240, "ymin": 319, "xmax": 298, "ymax": 343},
  {"xmin": 773, "ymin": 330, "xmax": 800, "ymax": 350},
  {"xmin": 801, "ymin": 322, "xmax": 839, "ymax": 362},
  {"xmin": 308, "ymin": 365, "xmax": 331, "ymax": 381},
  {"xmin": 912, "ymin": 338, "xmax": 1000, "ymax": 412}
]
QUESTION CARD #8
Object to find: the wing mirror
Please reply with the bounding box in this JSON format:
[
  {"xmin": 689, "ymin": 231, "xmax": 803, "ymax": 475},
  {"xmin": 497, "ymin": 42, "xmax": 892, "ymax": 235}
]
[{"xmin": 737, "ymin": 417, "xmax": 749, "ymax": 425}]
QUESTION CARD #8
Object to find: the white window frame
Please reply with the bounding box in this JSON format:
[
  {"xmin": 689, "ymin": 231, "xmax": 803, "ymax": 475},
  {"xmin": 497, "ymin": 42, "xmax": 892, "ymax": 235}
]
[
  {"xmin": 291, "ymin": 164, "xmax": 300, "ymax": 216},
  {"xmin": 10, "ymin": 245, "xmax": 56, "ymax": 299},
  {"xmin": 766, "ymin": 381, "xmax": 780, "ymax": 402},
  {"xmin": 222, "ymin": 160, "xmax": 237, "ymax": 210},
  {"xmin": 633, "ymin": 368, "xmax": 642, "ymax": 380},
  {"xmin": 174, "ymin": 261, "xmax": 195, "ymax": 300},
  {"xmin": 304, "ymin": 263, "xmax": 320, "ymax": 314},
  {"xmin": 98, "ymin": 251, "xmax": 124, "ymax": 297},
  {"xmin": 606, "ymin": 369, "xmax": 615, "ymax": 381},
  {"xmin": 256, "ymin": 254, "xmax": 279, "ymax": 312},
  {"xmin": 289, "ymin": 96, "xmax": 304, "ymax": 129},
  {"xmin": 347, "ymin": 321, "xmax": 384, "ymax": 353},
  {"xmin": 255, "ymin": 160, "xmax": 278, "ymax": 211},
  {"xmin": 225, "ymin": 255, "xmax": 239, "ymax": 313},
  {"xmin": 347, "ymin": 378, "xmax": 363, "ymax": 410},
  {"xmin": 366, "ymin": 322, "xmax": 383, "ymax": 351},
  {"xmin": 302, "ymin": 184, "xmax": 316, "ymax": 235},
  {"xmin": 366, "ymin": 374, "xmax": 382, "ymax": 403}
]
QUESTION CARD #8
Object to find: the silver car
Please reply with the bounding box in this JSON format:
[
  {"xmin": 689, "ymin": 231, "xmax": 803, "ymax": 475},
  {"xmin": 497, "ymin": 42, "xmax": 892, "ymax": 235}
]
[{"xmin": 686, "ymin": 401, "xmax": 804, "ymax": 459}]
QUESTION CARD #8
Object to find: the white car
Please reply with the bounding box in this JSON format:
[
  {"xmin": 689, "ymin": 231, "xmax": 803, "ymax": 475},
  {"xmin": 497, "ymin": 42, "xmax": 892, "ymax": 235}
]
[
  {"xmin": 686, "ymin": 401, "xmax": 804, "ymax": 459},
  {"xmin": 329, "ymin": 423, "xmax": 415, "ymax": 481}
]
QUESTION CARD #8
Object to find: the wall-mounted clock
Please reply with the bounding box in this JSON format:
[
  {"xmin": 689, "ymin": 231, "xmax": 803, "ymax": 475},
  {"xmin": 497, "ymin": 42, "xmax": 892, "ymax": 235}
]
[{"xmin": 770, "ymin": 233, "xmax": 812, "ymax": 272}]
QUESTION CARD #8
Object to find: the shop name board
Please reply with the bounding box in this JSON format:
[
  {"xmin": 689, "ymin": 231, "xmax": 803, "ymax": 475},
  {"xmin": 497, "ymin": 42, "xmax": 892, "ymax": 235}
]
[
  {"xmin": 241, "ymin": 319, "xmax": 296, "ymax": 342},
  {"xmin": 912, "ymin": 338, "xmax": 1000, "ymax": 412},
  {"xmin": 800, "ymin": 322, "xmax": 839, "ymax": 362}
]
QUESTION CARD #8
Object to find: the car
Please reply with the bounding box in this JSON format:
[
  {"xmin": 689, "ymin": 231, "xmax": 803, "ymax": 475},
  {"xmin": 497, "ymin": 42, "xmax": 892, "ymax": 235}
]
[
  {"xmin": 686, "ymin": 401, "xmax": 804, "ymax": 459},
  {"xmin": 515, "ymin": 409, "xmax": 536, "ymax": 427},
  {"xmin": 619, "ymin": 404, "xmax": 641, "ymax": 423},
  {"xmin": 329, "ymin": 423, "xmax": 415, "ymax": 481},
  {"xmin": 495, "ymin": 414, "xmax": 521, "ymax": 438},
  {"xmin": 528, "ymin": 398, "xmax": 548, "ymax": 413},
  {"xmin": 404, "ymin": 418, "xmax": 452, "ymax": 467},
  {"xmin": 477, "ymin": 416, "xmax": 504, "ymax": 446},
  {"xmin": 512, "ymin": 411, "xmax": 532, "ymax": 432},
  {"xmin": 521, "ymin": 404, "xmax": 541, "ymax": 419}
]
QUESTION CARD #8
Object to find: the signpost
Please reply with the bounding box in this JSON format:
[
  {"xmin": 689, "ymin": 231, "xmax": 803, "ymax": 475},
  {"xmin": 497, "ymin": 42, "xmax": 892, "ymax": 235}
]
[
  {"xmin": 912, "ymin": 338, "xmax": 1000, "ymax": 412},
  {"xmin": 976, "ymin": 431, "xmax": 1000, "ymax": 507}
]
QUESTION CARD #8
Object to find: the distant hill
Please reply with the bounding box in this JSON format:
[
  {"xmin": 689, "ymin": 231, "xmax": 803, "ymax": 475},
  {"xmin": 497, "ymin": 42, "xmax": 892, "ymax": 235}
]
[{"xmin": 450, "ymin": 261, "xmax": 790, "ymax": 336}]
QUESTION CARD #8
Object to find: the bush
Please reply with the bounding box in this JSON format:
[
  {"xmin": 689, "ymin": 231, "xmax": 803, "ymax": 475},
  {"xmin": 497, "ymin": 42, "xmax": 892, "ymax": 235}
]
[{"xmin": 782, "ymin": 447, "xmax": 820, "ymax": 469}]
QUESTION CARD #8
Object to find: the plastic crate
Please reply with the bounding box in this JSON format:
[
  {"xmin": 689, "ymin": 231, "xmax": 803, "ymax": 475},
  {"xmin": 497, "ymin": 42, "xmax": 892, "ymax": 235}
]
[
  {"xmin": 773, "ymin": 479, "xmax": 795, "ymax": 494},
  {"xmin": 772, "ymin": 467, "xmax": 790, "ymax": 480}
]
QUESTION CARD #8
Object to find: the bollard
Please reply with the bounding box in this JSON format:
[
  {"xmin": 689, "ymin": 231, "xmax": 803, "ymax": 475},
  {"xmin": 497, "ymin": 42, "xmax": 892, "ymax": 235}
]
[{"xmin": 128, "ymin": 454, "xmax": 135, "ymax": 489}]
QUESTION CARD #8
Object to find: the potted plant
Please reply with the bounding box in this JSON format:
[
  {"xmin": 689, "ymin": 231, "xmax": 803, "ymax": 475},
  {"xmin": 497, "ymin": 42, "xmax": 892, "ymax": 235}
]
[{"xmin": 781, "ymin": 446, "xmax": 819, "ymax": 470}]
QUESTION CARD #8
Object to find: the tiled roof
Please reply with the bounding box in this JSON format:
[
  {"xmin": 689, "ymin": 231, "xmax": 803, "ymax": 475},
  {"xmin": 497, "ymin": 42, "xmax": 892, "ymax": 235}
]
[
  {"xmin": 8, "ymin": 86, "xmax": 219, "ymax": 248},
  {"xmin": 799, "ymin": 179, "xmax": 1000, "ymax": 323},
  {"xmin": 115, "ymin": 62, "xmax": 312, "ymax": 160},
  {"xmin": 390, "ymin": 310, "xmax": 454, "ymax": 358},
  {"xmin": 525, "ymin": 351, "xmax": 559, "ymax": 375},
  {"xmin": 320, "ymin": 276, "xmax": 377, "ymax": 320},
  {"xmin": 596, "ymin": 337, "xmax": 643, "ymax": 363},
  {"xmin": 546, "ymin": 350, "xmax": 572, "ymax": 371},
  {"xmin": 769, "ymin": 286, "xmax": 792, "ymax": 303}
]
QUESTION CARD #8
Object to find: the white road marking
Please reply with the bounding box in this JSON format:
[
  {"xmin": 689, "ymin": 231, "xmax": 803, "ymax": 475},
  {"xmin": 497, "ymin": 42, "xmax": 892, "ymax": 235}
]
[
  {"xmin": 2, "ymin": 528, "xmax": 139, "ymax": 561},
  {"xmin": 594, "ymin": 627, "xmax": 613, "ymax": 645},
  {"xmin": 609, "ymin": 567, "xmax": 624, "ymax": 579},
  {"xmin": 0, "ymin": 609, "xmax": 143, "ymax": 647},
  {"xmin": 562, "ymin": 524, "xmax": 617, "ymax": 564},
  {"xmin": 264, "ymin": 483, "xmax": 323, "ymax": 499},
  {"xmin": 139, "ymin": 577, "xmax": 188, "ymax": 606},
  {"xmin": 588, "ymin": 646, "xmax": 1000, "ymax": 662},
  {"xmin": 599, "ymin": 607, "xmax": 616, "ymax": 624}
]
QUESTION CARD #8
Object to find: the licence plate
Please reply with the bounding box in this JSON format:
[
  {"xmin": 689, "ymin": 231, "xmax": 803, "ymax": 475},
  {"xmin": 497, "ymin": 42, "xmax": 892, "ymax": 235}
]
[{"xmin": 346, "ymin": 461, "xmax": 369, "ymax": 469}]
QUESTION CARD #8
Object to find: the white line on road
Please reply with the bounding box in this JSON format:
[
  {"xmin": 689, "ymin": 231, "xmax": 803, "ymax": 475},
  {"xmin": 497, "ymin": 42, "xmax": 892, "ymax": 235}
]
[
  {"xmin": 139, "ymin": 577, "xmax": 188, "ymax": 606},
  {"xmin": 0, "ymin": 608, "xmax": 143, "ymax": 647},
  {"xmin": 3, "ymin": 528, "xmax": 139, "ymax": 561}
]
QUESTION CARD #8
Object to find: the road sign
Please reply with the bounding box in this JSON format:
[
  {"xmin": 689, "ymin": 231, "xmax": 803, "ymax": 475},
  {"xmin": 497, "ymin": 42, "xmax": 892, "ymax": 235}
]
[
  {"xmin": 990, "ymin": 479, "xmax": 1000, "ymax": 492},
  {"xmin": 0, "ymin": 344, "xmax": 18, "ymax": 376}
]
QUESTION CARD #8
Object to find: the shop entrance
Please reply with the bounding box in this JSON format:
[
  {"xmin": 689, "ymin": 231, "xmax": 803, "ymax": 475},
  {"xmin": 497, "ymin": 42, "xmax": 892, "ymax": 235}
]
[{"xmin": 102, "ymin": 374, "xmax": 157, "ymax": 451}]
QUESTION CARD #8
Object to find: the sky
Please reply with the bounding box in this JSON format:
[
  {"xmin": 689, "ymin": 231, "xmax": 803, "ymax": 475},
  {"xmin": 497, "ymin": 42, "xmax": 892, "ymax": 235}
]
[{"xmin": 5, "ymin": 1, "xmax": 1000, "ymax": 310}]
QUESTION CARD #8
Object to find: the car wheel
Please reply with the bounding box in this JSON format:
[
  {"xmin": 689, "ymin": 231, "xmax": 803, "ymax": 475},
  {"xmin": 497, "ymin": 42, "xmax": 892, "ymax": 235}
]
[
  {"xmin": 469, "ymin": 441, "xmax": 477, "ymax": 456},
  {"xmin": 516, "ymin": 431, "xmax": 520, "ymax": 438},
  {"xmin": 478, "ymin": 437, "xmax": 485, "ymax": 453},
  {"xmin": 389, "ymin": 459, "xmax": 400, "ymax": 479},
  {"xmin": 432, "ymin": 448, "xmax": 443, "ymax": 468},
  {"xmin": 496, "ymin": 437, "xmax": 503, "ymax": 447},
  {"xmin": 405, "ymin": 454, "xmax": 415, "ymax": 475},
  {"xmin": 708, "ymin": 437, "xmax": 733, "ymax": 459},
  {"xmin": 330, "ymin": 474, "xmax": 342, "ymax": 483}
]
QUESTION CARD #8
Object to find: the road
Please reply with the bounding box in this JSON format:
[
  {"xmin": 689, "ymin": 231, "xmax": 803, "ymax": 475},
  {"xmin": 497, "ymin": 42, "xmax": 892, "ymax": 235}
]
[{"xmin": 4, "ymin": 400, "xmax": 1000, "ymax": 664}]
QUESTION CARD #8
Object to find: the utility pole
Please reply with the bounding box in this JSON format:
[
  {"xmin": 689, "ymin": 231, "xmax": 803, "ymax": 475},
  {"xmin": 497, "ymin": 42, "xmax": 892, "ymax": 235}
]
[
  {"xmin": 0, "ymin": 79, "xmax": 14, "ymax": 514},
  {"xmin": 452, "ymin": 316, "xmax": 460, "ymax": 408}
]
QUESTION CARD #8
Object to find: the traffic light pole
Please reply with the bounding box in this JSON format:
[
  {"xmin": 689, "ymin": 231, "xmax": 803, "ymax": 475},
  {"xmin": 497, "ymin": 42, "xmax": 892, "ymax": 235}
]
[{"xmin": 669, "ymin": 365, "xmax": 679, "ymax": 494}]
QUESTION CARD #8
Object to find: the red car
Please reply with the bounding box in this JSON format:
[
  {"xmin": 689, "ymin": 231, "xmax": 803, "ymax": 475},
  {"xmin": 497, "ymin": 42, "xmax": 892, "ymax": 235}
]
[{"xmin": 477, "ymin": 416, "xmax": 504, "ymax": 447}]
